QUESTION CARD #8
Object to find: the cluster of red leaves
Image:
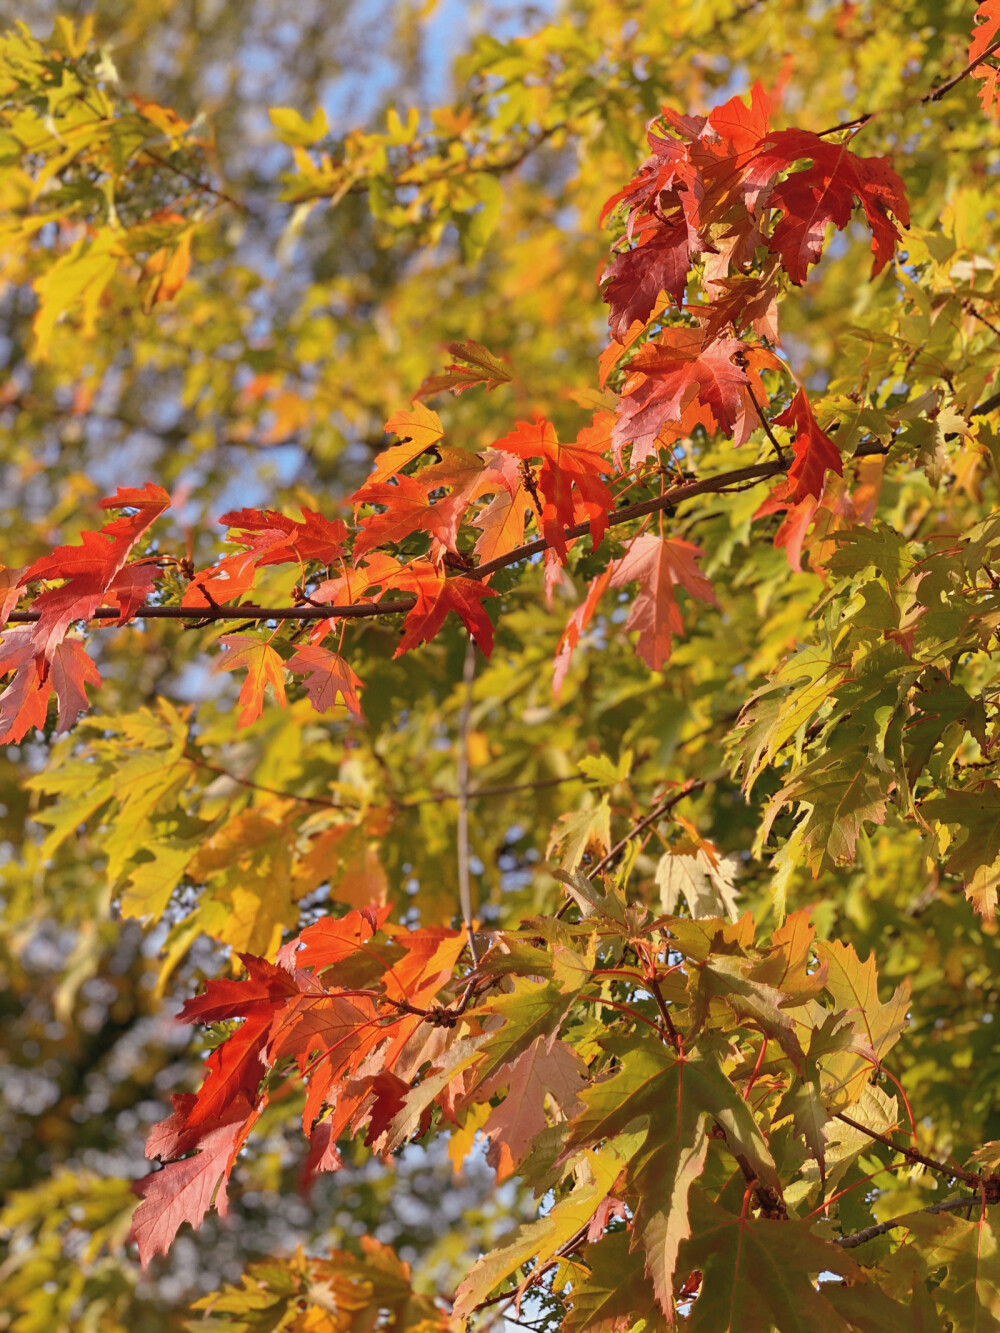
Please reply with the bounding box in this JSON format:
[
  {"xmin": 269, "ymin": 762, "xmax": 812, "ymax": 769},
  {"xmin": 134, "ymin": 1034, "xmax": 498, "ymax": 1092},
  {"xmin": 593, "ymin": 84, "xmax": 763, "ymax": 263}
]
[
  {"xmin": 970, "ymin": 1, "xmax": 1000, "ymax": 119},
  {"xmin": 0, "ymin": 86, "xmax": 911, "ymax": 738},
  {"xmin": 0, "ymin": 484, "xmax": 168, "ymax": 743},
  {"xmin": 131, "ymin": 905, "xmax": 599, "ymax": 1268}
]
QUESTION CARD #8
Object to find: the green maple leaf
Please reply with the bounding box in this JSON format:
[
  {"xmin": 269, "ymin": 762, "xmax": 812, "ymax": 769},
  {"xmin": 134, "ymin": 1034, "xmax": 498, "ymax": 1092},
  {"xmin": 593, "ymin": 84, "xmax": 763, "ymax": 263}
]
[
  {"xmin": 564, "ymin": 1044, "xmax": 777, "ymax": 1318},
  {"xmin": 678, "ymin": 1189, "xmax": 864, "ymax": 1332},
  {"xmin": 564, "ymin": 1230, "xmax": 663, "ymax": 1333}
]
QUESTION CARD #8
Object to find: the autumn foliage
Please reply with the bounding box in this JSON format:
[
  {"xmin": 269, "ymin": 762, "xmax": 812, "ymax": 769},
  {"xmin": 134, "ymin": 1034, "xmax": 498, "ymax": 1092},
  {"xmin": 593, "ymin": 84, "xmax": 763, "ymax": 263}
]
[{"xmin": 5, "ymin": 5, "xmax": 1000, "ymax": 1332}]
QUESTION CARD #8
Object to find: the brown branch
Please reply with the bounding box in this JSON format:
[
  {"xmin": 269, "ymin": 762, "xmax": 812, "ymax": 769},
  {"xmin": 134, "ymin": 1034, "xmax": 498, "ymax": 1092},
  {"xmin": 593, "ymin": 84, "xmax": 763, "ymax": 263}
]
[
  {"xmin": 142, "ymin": 149, "xmax": 251, "ymax": 215},
  {"xmin": 743, "ymin": 380, "xmax": 786, "ymax": 462},
  {"xmin": 647, "ymin": 973, "xmax": 681, "ymax": 1050},
  {"xmin": 554, "ymin": 768, "xmax": 728, "ymax": 921},
  {"xmin": 837, "ymin": 1192, "xmax": 995, "ymax": 1249},
  {"xmin": 834, "ymin": 1112, "xmax": 981, "ymax": 1187},
  {"xmin": 6, "ymin": 459, "xmax": 787, "ymax": 627},
  {"xmin": 814, "ymin": 34, "xmax": 1000, "ymax": 138},
  {"xmin": 400, "ymin": 772, "xmax": 583, "ymax": 807},
  {"xmin": 586, "ymin": 769, "xmax": 728, "ymax": 881},
  {"xmin": 189, "ymin": 755, "xmax": 357, "ymax": 809},
  {"xmin": 455, "ymin": 636, "xmax": 480, "ymax": 966},
  {"xmin": 923, "ymin": 36, "xmax": 1000, "ymax": 104}
]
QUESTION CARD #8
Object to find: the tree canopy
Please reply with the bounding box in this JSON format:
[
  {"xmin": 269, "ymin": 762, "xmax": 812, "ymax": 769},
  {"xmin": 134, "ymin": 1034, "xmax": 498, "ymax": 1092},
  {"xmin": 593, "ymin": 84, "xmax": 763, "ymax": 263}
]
[{"xmin": 3, "ymin": 2, "xmax": 1000, "ymax": 1330}]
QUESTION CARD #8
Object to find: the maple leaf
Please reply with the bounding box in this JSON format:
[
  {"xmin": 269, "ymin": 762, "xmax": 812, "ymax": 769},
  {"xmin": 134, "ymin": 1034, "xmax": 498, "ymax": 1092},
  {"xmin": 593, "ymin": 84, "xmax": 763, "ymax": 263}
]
[
  {"xmin": 219, "ymin": 506, "xmax": 347, "ymax": 566},
  {"xmin": 415, "ymin": 339, "xmax": 512, "ymax": 398},
  {"xmin": 753, "ymin": 392, "xmax": 843, "ymax": 553},
  {"xmin": 367, "ymin": 402, "xmax": 445, "ymax": 487},
  {"xmin": 677, "ymin": 1189, "xmax": 863, "ymax": 1332},
  {"xmin": 287, "ymin": 644, "xmax": 363, "ymax": 717},
  {"xmin": 971, "ymin": 2, "xmax": 1000, "ymax": 117},
  {"xmin": 17, "ymin": 483, "xmax": 170, "ymax": 664},
  {"xmin": 0, "ymin": 628, "xmax": 101, "ymax": 744},
  {"xmin": 469, "ymin": 451, "xmax": 532, "ymax": 568},
  {"xmin": 386, "ymin": 562, "xmax": 496, "ymax": 656},
  {"xmin": 24, "ymin": 483, "xmax": 170, "ymax": 587},
  {"xmin": 602, "ymin": 218, "xmax": 693, "ymax": 343},
  {"xmin": 214, "ymin": 634, "xmax": 287, "ymax": 727},
  {"xmin": 564, "ymin": 1230, "xmax": 661, "ymax": 1333},
  {"xmin": 0, "ymin": 564, "xmax": 23, "ymax": 626},
  {"xmin": 814, "ymin": 938, "xmax": 910, "ymax": 1075},
  {"xmin": 478, "ymin": 1036, "xmax": 587, "ymax": 1181},
  {"xmin": 553, "ymin": 568, "xmax": 612, "ymax": 695},
  {"xmin": 452, "ymin": 1135, "xmax": 644, "ymax": 1321},
  {"xmin": 181, "ymin": 551, "xmax": 258, "ymax": 609},
  {"xmin": 279, "ymin": 905, "xmax": 390, "ymax": 974},
  {"xmin": 131, "ymin": 1105, "xmax": 254, "ymax": 1269},
  {"xmin": 352, "ymin": 471, "xmax": 468, "ymax": 558},
  {"xmin": 748, "ymin": 130, "xmax": 909, "ymax": 282},
  {"xmin": 923, "ymin": 784, "xmax": 1000, "ymax": 918},
  {"xmin": 612, "ymin": 329, "xmax": 752, "ymax": 460},
  {"xmin": 609, "ymin": 534, "xmax": 717, "ymax": 670},
  {"xmin": 493, "ymin": 415, "xmax": 613, "ymax": 558}
]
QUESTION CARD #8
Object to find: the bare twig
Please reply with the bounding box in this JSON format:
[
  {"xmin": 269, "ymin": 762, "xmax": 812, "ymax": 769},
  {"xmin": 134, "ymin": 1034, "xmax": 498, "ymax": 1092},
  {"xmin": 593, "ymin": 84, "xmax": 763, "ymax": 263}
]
[
  {"xmin": 743, "ymin": 380, "xmax": 786, "ymax": 462},
  {"xmin": 456, "ymin": 636, "xmax": 479, "ymax": 965},
  {"xmin": 586, "ymin": 769, "xmax": 727, "ymax": 881},
  {"xmin": 837, "ymin": 1192, "xmax": 993, "ymax": 1248},
  {"xmin": 814, "ymin": 34, "xmax": 1000, "ymax": 138},
  {"xmin": 189, "ymin": 754, "xmax": 357, "ymax": 809},
  {"xmin": 834, "ymin": 1112, "xmax": 981, "ymax": 1187},
  {"xmin": 923, "ymin": 36, "xmax": 1000, "ymax": 104},
  {"xmin": 554, "ymin": 768, "xmax": 728, "ymax": 920}
]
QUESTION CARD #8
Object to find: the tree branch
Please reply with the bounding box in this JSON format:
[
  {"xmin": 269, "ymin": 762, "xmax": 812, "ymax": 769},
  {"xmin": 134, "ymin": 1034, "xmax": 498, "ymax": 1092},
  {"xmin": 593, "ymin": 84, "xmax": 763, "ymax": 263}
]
[
  {"xmin": 455, "ymin": 636, "xmax": 480, "ymax": 965},
  {"xmin": 586, "ymin": 769, "xmax": 728, "ymax": 881},
  {"xmin": 923, "ymin": 36, "xmax": 1000, "ymax": 104},
  {"xmin": 5, "ymin": 460, "xmax": 787, "ymax": 627},
  {"xmin": 834, "ymin": 1112, "xmax": 981, "ymax": 1187},
  {"xmin": 837, "ymin": 1192, "xmax": 995, "ymax": 1249}
]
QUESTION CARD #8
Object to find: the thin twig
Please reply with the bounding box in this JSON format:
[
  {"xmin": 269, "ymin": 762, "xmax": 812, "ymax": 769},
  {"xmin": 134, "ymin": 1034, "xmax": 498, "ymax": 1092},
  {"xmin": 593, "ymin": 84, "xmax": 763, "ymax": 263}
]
[
  {"xmin": 554, "ymin": 769, "xmax": 727, "ymax": 920},
  {"xmin": 647, "ymin": 973, "xmax": 681, "ymax": 1049},
  {"xmin": 743, "ymin": 380, "xmax": 786, "ymax": 462},
  {"xmin": 456, "ymin": 635, "xmax": 479, "ymax": 965},
  {"xmin": 837, "ymin": 1192, "xmax": 992, "ymax": 1248},
  {"xmin": 399, "ymin": 772, "xmax": 583, "ymax": 808},
  {"xmin": 923, "ymin": 36, "xmax": 1000, "ymax": 104},
  {"xmin": 188, "ymin": 754, "xmax": 356, "ymax": 809},
  {"xmin": 834, "ymin": 1112, "xmax": 980, "ymax": 1186},
  {"xmin": 814, "ymin": 33, "xmax": 1000, "ymax": 139},
  {"xmin": 587, "ymin": 769, "xmax": 727, "ymax": 880}
]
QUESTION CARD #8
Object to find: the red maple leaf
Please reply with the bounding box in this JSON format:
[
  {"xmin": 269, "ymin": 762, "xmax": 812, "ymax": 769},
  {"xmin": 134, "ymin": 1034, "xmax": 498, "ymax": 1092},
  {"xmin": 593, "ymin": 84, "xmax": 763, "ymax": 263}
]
[
  {"xmin": 386, "ymin": 562, "xmax": 496, "ymax": 656},
  {"xmin": 971, "ymin": 2, "xmax": 1000, "ymax": 116},
  {"xmin": 469, "ymin": 451, "xmax": 532, "ymax": 569},
  {"xmin": 553, "ymin": 568, "xmax": 612, "ymax": 696},
  {"xmin": 219, "ymin": 507, "xmax": 348, "ymax": 567},
  {"xmin": 352, "ymin": 460, "xmax": 476, "ymax": 558},
  {"xmin": 131, "ymin": 1103, "xmax": 255, "ymax": 1268},
  {"xmin": 602, "ymin": 218, "xmax": 694, "ymax": 343},
  {"xmin": 0, "ymin": 628, "xmax": 102, "ymax": 744},
  {"xmin": 609, "ymin": 534, "xmax": 717, "ymax": 669},
  {"xmin": 612, "ymin": 330, "xmax": 746, "ymax": 460},
  {"xmin": 493, "ymin": 416, "xmax": 613, "ymax": 558},
  {"xmin": 772, "ymin": 388, "xmax": 843, "ymax": 503},
  {"xmin": 747, "ymin": 130, "xmax": 909, "ymax": 283},
  {"xmin": 214, "ymin": 633, "xmax": 287, "ymax": 727},
  {"xmin": 288, "ymin": 644, "xmax": 363, "ymax": 717}
]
